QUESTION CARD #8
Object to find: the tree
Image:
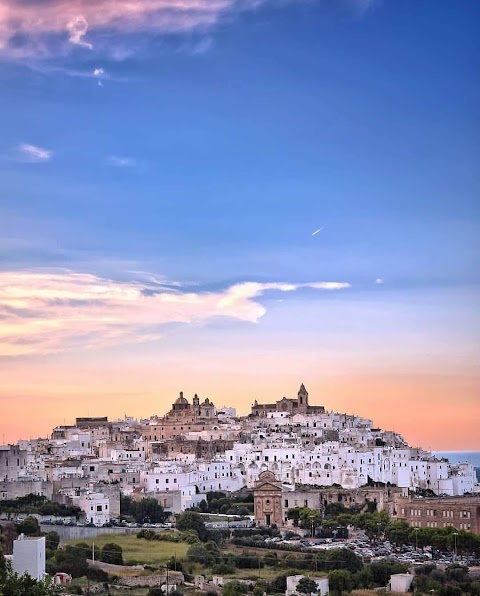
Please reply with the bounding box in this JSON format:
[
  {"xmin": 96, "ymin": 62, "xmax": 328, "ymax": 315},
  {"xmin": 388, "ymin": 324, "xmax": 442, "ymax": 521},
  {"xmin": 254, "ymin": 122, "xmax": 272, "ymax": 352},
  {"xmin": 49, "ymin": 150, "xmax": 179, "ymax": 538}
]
[
  {"xmin": 135, "ymin": 497, "xmax": 168, "ymax": 524},
  {"xmin": 370, "ymin": 561, "xmax": 407, "ymax": 586},
  {"xmin": 222, "ymin": 581, "xmax": 249, "ymax": 596},
  {"xmin": 299, "ymin": 508, "xmax": 323, "ymax": 536},
  {"xmin": 45, "ymin": 531, "xmax": 60, "ymax": 552},
  {"xmin": 353, "ymin": 566, "xmax": 373, "ymax": 589},
  {"xmin": 297, "ymin": 576, "xmax": 319, "ymax": 595},
  {"xmin": 287, "ymin": 507, "xmax": 303, "ymax": 527},
  {"xmin": 1, "ymin": 523, "xmax": 17, "ymax": 555},
  {"xmin": 101, "ymin": 542, "xmax": 123, "ymax": 565},
  {"xmin": 327, "ymin": 549, "xmax": 362, "ymax": 573},
  {"xmin": 0, "ymin": 545, "xmax": 7, "ymax": 586},
  {"xmin": 176, "ymin": 511, "xmax": 208, "ymax": 541},
  {"xmin": 1, "ymin": 572, "xmax": 62, "ymax": 596},
  {"xmin": 328, "ymin": 569, "xmax": 352, "ymax": 596},
  {"xmin": 49, "ymin": 544, "xmax": 89, "ymax": 577},
  {"xmin": 270, "ymin": 573, "xmax": 289, "ymax": 593},
  {"xmin": 186, "ymin": 543, "xmax": 214, "ymax": 566},
  {"xmin": 16, "ymin": 516, "xmax": 40, "ymax": 536},
  {"xmin": 385, "ymin": 520, "xmax": 410, "ymax": 546}
]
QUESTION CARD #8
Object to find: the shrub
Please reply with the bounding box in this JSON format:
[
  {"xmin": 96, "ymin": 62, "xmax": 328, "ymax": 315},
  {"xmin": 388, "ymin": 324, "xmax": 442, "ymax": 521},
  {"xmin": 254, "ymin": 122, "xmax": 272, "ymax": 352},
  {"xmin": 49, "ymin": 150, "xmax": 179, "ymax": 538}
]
[{"xmin": 212, "ymin": 562, "xmax": 236, "ymax": 574}]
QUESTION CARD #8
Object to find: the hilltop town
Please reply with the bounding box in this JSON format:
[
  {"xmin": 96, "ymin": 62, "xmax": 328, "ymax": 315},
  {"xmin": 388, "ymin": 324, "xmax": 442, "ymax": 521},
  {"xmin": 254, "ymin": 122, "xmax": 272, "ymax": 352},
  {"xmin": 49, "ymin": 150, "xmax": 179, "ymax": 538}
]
[{"xmin": 1, "ymin": 385, "xmax": 478, "ymax": 528}]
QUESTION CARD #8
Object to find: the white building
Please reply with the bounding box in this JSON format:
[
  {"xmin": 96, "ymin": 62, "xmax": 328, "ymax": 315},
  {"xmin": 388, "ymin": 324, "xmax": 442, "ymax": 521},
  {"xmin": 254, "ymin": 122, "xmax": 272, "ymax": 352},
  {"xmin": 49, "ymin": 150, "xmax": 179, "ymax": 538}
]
[
  {"xmin": 389, "ymin": 573, "xmax": 413, "ymax": 593},
  {"xmin": 77, "ymin": 492, "xmax": 110, "ymax": 526},
  {"xmin": 286, "ymin": 574, "xmax": 329, "ymax": 595},
  {"xmin": 12, "ymin": 534, "xmax": 45, "ymax": 580}
]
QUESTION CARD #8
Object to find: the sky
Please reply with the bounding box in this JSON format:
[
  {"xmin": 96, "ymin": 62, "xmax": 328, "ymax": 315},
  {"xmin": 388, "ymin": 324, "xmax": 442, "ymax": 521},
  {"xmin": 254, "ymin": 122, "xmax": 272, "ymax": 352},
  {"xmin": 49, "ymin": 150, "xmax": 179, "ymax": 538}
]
[{"xmin": 0, "ymin": 0, "xmax": 479, "ymax": 450}]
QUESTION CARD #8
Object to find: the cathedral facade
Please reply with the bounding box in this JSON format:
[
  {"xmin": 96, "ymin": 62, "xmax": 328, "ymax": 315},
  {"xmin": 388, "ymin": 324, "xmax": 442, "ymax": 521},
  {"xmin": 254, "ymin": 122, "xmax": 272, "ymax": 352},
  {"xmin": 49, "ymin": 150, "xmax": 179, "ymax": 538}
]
[
  {"xmin": 141, "ymin": 392, "xmax": 218, "ymax": 441},
  {"xmin": 251, "ymin": 384, "xmax": 325, "ymax": 417}
]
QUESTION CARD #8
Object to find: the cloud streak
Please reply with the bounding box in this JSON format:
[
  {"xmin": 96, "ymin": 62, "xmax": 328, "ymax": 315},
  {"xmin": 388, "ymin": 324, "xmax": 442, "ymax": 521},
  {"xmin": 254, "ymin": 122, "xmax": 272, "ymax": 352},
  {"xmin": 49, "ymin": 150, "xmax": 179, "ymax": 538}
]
[
  {"xmin": 0, "ymin": 271, "xmax": 350, "ymax": 356},
  {"xmin": 108, "ymin": 155, "xmax": 137, "ymax": 167},
  {"xmin": 17, "ymin": 143, "xmax": 52, "ymax": 162},
  {"xmin": 0, "ymin": 0, "xmax": 377, "ymax": 59}
]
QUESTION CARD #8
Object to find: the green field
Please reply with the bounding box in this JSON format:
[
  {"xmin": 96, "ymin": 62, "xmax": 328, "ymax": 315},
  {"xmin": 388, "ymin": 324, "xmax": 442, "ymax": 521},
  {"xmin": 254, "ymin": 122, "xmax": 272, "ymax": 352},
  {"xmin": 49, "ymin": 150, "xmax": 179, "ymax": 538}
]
[{"xmin": 65, "ymin": 534, "xmax": 188, "ymax": 565}]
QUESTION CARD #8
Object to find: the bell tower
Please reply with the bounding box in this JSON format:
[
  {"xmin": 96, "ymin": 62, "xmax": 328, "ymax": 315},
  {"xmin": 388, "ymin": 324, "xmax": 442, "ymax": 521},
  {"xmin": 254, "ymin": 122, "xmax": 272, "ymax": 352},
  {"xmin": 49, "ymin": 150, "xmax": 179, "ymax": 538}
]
[{"xmin": 298, "ymin": 383, "xmax": 308, "ymax": 412}]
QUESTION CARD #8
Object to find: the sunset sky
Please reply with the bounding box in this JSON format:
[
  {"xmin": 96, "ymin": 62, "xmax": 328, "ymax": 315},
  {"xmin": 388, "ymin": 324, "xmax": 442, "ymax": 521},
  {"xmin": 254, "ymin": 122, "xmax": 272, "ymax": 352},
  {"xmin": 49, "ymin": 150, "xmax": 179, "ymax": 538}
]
[{"xmin": 0, "ymin": 0, "xmax": 479, "ymax": 450}]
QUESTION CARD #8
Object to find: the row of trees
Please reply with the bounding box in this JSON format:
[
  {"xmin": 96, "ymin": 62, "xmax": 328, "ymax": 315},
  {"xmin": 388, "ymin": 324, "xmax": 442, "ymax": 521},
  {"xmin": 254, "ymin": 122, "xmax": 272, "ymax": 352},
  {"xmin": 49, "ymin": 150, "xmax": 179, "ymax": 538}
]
[
  {"xmin": 0, "ymin": 494, "xmax": 80, "ymax": 519},
  {"xmin": 193, "ymin": 491, "xmax": 254, "ymax": 516},
  {"xmin": 46, "ymin": 541, "xmax": 123, "ymax": 577},
  {"xmin": 386, "ymin": 521, "xmax": 480, "ymax": 555},
  {"xmin": 413, "ymin": 564, "xmax": 480, "ymax": 596},
  {"xmin": 286, "ymin": 505, "xmax": 480, "ymax": 555}
]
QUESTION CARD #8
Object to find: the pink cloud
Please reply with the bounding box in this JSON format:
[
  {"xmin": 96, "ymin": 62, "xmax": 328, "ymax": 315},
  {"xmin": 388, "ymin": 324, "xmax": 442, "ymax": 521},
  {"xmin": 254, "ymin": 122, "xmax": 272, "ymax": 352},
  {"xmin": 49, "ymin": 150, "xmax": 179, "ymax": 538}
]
[
  {"xmin": 0, "ymin": 271, "xmax": 350, "ymax": 356},
  {"xmin": 0, "ymin": 0, "xmax": 260, "ymax": 58},
  {"xmin": 0, "ymin": 0, "xmax": 378, "ymax": 59}
]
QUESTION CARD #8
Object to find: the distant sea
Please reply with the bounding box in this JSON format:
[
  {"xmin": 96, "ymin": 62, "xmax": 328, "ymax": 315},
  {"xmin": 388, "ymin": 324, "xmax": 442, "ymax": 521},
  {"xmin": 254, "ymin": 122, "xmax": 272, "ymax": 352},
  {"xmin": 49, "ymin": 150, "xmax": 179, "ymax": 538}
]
[{"xmin": 434, "ymin": 451, "xmax": 480, "ymax": 482}]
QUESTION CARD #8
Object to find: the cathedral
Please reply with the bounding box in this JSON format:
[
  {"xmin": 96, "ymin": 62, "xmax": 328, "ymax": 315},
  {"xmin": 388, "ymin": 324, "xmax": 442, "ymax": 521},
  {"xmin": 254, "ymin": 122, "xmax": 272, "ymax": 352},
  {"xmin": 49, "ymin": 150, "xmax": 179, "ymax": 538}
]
[
  {"xmin": 167, "ymin": 392, "xmax": 216, "ymax": 422},
  {"xmin": 251, "ymin": 384, "xmax": 325, "ymax": 417}
]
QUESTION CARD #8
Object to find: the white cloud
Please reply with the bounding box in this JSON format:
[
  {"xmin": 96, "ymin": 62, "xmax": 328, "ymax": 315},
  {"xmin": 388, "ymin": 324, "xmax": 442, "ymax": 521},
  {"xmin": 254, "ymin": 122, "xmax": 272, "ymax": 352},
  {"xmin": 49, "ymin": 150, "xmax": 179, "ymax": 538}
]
[
  {"xmin": 375, "ymin": 278, "xmax": 384, "ymax": 285},
  {"xmin": 308, "ymin": 282, "xmax": 351, "ymax": 290},
  {"xmin": 17, "ymin": 143, "xmax": 52, "ymax": 162},
  {"xmin": 0, "ymin": 271, "xmax": 351, "ymax": 356},
  {"xmin": 66, "ymin": 16, "xmax": 92, "ymax": 49},
  {"xmin": 93, "ymin": 67, "xmax": 105, "ymax": 77},
  {"xmin": 108, "ymin": 156, "xmax": 136, "ymax": 167}
]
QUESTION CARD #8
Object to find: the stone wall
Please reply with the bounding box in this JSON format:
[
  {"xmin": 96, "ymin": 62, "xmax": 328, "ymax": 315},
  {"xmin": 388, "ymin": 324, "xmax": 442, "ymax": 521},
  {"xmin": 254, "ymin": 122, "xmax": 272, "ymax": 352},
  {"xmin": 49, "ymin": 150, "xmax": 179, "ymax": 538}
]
[{"xmin": 118, "ymin": 572, "xmax": 184, "ymax": 587}]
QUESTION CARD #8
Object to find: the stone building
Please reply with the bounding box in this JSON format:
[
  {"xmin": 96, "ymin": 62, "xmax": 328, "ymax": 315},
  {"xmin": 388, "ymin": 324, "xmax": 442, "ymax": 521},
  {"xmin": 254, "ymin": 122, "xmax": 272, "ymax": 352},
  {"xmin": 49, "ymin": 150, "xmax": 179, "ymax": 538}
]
[
  {"xmin": 283, "ymin": 485, "xmax": 403, "ymax": 521},
  {"xmin": 254, "ymin": 471, "xmax": 402, "ymax": 527},
  {"xmin": 141, "ymin": 392, "xmax": 219, "ymax": 441},
  {"xmin": 253, "ymin": 470, "xmax": 284, "ymax": 527},
  {"xmin": 167, "ymin": 392, "xmax": 216, "ymax": 422},
  {"xmin": 251, "ymin": 384, "xmax": 325, "ymax": 417},
  {"xmin": 0, "ymin": 445, "xmax": 29, "ymax": 482},
  {"xmin": 394, "ymin": 495, "xmax": 480, "ymax": 533}
]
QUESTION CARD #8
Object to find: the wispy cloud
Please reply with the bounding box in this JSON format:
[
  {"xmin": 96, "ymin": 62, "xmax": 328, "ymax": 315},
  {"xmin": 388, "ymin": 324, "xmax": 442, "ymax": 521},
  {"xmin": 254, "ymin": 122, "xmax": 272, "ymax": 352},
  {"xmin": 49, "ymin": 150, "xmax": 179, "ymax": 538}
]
[
  {"xmin": 375, "ymin": 278, "xmax": 384, "ymax": 285},
  {"xmin": 0, "ymin": 271, "xmax": 350, "ymax": 356},
  {"xmin": 108, "ymin": 156, "xmax": 137, "ymax": 168},
  {"xmin": 66, "ymin": 16, "xmax": 92, "ymax": 49},
  {"xmin": 17, "ymin": 143, "xmax": 52, "ymax": 162},
  {"xmin": 0, "ymin": 0, "xmax": 377, "ymax": 60}
]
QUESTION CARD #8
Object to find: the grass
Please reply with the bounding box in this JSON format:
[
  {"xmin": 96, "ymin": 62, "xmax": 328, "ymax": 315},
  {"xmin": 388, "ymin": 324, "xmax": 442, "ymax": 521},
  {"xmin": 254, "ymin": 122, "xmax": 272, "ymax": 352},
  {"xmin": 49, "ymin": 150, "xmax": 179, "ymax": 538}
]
[{"xmin": 64, "ymin": 534, "xmax": 188, "ymax": 565}]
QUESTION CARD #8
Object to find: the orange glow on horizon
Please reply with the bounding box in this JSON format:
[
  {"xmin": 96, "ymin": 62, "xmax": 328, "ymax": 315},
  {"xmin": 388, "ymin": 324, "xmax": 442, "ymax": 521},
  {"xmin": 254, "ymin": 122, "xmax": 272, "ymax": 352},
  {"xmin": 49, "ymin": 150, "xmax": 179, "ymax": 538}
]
[{"xmin": 1, "ymin": 369, "xmax": 478, "ymax": 451}]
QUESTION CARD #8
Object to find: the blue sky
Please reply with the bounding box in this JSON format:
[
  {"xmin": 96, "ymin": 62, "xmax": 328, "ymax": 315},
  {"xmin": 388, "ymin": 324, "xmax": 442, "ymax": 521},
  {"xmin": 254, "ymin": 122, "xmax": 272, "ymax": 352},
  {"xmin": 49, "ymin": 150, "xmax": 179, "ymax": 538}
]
[{"xmin": 0, "ymin": 0, "xmax": 479, "ymax": 447}]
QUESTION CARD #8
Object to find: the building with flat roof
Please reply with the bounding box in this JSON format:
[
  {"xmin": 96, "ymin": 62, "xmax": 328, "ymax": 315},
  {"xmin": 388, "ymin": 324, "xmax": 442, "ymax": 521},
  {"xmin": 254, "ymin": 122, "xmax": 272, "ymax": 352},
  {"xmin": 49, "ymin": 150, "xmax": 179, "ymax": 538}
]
[
  {"xmin": 12, "ymin": 534, "xmax": 45, "ymax": 580},
  {"xmin": 394, "ymin": 495, "xmax": 480, "ymax": 533}
]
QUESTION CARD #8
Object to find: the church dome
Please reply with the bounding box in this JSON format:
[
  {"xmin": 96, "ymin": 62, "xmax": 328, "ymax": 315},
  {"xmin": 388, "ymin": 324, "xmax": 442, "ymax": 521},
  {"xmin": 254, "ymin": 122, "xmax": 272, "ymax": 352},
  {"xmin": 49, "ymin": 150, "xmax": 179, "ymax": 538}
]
[{"xmin": 174, "ymin": 391, "xmax": 189, "ymax": 406}]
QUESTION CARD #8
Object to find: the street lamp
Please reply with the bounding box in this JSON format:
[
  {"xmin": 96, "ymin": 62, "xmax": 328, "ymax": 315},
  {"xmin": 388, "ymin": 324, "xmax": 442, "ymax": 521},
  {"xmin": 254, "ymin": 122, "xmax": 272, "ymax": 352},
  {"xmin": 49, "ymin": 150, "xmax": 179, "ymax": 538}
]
[{"xmin": 453, "ymin": 532, "xmax": 458, "ymax": 562}]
